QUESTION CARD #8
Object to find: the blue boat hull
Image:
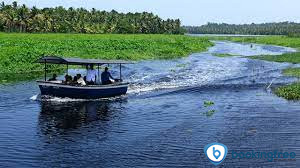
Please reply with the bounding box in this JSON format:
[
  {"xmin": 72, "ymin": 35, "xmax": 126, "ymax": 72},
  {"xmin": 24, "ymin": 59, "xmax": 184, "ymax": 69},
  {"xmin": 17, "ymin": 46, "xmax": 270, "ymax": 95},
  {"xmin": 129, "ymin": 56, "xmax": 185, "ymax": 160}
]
[{"xmin": 38, "ymin": 81, "xmax": 128, "ymax": 99}]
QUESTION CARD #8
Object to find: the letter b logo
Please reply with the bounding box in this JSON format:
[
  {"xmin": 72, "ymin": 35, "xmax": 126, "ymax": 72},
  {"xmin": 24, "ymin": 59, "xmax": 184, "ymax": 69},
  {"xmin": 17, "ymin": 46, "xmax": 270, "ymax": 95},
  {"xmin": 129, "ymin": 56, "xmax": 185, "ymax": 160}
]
[
  {"xmin": 213, "ymin": 147, "xmax": 221, "ymax": 159},
  {"xmin": 204, "ymin": 143, "xmax": 228, "ymax": 166}
]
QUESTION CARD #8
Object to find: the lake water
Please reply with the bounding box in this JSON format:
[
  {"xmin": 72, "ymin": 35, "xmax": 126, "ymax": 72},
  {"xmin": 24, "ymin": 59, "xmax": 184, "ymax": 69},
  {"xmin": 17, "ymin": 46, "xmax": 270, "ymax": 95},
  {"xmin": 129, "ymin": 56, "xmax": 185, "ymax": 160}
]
[
  {"xmin": 187, "ymin": 33, "xmax": 268, "ymax": 37},
  {"xmin": 0, "ymin": 41, "xmax": 299, "ymax": 167}
]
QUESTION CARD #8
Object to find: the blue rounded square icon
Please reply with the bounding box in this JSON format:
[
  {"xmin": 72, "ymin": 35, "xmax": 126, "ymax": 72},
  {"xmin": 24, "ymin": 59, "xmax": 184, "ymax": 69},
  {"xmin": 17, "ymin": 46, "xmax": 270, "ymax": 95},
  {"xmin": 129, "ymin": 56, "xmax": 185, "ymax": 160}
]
[{"xmin": 204, "ymin": 143, "xmax": 228, "ymax": 166}]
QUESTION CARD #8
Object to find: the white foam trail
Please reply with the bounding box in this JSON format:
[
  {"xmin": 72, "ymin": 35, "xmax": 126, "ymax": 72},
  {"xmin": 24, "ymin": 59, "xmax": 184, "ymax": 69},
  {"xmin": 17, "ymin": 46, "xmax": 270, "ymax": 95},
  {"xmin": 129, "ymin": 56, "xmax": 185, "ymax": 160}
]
[
  {"xmin": 127, "ymin": 56, "xmax": 245, "ymax": 94},
  {"xmin": 43, "ymin": 96, "xmax": 86, "ymax": 102},
  {"xmin": 128, "ymin": 82, "xmax": 184, "ymax": 94},
  {"xmin": 30, "ymin": 94, "xmax": 122, "ymax": 102},
  {"xmin": 30, "ymin": 94, "xmax": 39, "ymax": 101}
]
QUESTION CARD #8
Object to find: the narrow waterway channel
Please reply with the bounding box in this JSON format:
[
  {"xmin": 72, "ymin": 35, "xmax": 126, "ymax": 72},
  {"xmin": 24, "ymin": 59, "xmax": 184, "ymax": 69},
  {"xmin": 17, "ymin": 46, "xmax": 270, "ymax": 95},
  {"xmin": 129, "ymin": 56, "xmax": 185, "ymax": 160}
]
[{"xmin": 0, "ymin": 41, "xmax": 299, "ymax": 167}]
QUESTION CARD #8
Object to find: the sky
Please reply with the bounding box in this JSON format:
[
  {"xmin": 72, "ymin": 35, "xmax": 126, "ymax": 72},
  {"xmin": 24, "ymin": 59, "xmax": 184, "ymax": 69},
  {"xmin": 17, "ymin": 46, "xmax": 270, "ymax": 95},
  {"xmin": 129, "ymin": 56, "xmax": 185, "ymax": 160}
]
[{"xmin": 4, "ymin": 0, "xmax": 300, "ymax": 26}]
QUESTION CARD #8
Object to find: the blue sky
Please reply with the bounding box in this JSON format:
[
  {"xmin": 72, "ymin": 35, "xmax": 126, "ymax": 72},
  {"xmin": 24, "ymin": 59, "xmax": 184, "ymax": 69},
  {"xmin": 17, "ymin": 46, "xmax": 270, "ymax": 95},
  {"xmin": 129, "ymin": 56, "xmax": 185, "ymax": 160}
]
[{"xmin": 4, "ymin": 0, "xmax": 300, "ymax": 26}]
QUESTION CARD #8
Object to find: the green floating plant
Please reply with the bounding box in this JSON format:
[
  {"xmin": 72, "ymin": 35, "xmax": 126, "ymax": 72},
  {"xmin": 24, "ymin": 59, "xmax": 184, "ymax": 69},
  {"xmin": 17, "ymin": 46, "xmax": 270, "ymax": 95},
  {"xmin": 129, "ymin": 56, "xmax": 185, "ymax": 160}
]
[
  {"xmin": 205, "ymin": 110, "xmax": 216, "ymax": 117},
  {"xmin": 204, "ymin": 100, "xmax": 214, "ymax": 107}
]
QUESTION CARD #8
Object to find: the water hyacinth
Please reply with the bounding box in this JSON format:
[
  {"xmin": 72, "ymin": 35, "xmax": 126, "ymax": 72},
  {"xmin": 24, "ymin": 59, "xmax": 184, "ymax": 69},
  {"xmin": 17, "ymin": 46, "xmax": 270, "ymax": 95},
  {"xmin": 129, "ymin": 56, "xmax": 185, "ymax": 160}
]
[{"xmin": 0, "ymin": 33, "xmax": 213, "ymax": 82}]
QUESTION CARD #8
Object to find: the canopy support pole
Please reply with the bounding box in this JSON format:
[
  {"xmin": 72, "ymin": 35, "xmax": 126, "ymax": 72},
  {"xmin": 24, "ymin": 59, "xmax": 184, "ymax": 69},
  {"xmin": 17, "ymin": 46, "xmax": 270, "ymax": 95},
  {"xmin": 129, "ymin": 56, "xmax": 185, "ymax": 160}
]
[
  {"xmin": 44, "ymin": 60, "xmax": 47, "ymax": 81},
  {"xmin": 119, "ymin": 64, "xmax": 122, "ymax": 80},
  {"xmin": 98, "ymin": 64, "xmax": 100, "ymax": 84},
  {"xmin": 66, "ymin": 63, "xmax": 69, "ymax": 75}
]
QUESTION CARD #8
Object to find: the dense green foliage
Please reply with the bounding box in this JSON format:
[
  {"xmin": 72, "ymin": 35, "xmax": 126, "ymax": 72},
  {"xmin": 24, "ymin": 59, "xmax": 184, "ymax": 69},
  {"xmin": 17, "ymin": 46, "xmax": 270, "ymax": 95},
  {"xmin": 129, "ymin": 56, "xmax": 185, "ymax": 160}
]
[
  {"xmin": 0, "ymin": 1, "xmax": 183, "ymax": 34},
  {"xmin": 273, "ymin": 66, "xmax": 300, "ymax": 100},
  {"xmin": 184, "ymin": 22, "xmax": 300, "ymax": 35},
  {"xmin": 275, "ymin": 83, "xmax": 300, "ymax": 100},
  {"xmin": 0, "ymin": 33, "xmax": 212, "ymax": 76}
]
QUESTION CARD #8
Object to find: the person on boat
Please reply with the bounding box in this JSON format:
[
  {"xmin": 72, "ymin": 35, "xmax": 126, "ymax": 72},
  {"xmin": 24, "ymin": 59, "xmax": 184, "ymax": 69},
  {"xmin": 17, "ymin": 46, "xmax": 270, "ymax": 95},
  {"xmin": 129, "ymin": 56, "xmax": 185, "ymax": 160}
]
[
  {"xmin": 72, "ymin": 76, "xmax": 78, "ymax": 85},
  {"xmin": 86, "ymin": 64, "xmax": 97, "ymax": 85},
  {"xmin": 64, "ymin": 74, "xmax": 71, "ymax": 84},
  {"xmin": 101, "ymin": 67, "xmax": 115, "ymax": 85},
  {"xmin": 48, "ymin": 74, "xmax": 57, "ymax": 81},
  {"xmin": 76, "ymin": 74, "xmax": 86, "ymax": 86}
]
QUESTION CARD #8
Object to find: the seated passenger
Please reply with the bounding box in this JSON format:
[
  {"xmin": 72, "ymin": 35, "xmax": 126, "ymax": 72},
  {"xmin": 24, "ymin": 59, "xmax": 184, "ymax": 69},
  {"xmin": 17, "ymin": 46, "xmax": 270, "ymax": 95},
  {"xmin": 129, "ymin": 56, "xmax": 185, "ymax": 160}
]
[
  {"xmin": 76, "ymin": 74, "xmax": 86, "ymax": 86},
  {"xmin": 48, "ymin": 74, "xmax": 57, "ymax": 81},
  {"xmin": 101, "ymin": 67, "xmax": 115, "ymax": 85},
  {"xmin": 64, "ymin": 75, "xmax": 72, "ymax": 84},
  {"xmin": 67, "ymin": 75, "xmax": 72, "ymax": 83},
  {"xmin": 72, "ymin": 76, "xmax": 78, "ymax": 85}
]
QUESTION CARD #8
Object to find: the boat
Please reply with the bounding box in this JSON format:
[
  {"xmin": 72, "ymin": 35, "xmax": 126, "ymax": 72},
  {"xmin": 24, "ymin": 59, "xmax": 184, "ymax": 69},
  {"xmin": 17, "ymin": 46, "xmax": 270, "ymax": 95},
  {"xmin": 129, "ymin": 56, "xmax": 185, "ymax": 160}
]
[{"xmin": 37, "ymin": 56, "xmax": 134, "ymax": 99}]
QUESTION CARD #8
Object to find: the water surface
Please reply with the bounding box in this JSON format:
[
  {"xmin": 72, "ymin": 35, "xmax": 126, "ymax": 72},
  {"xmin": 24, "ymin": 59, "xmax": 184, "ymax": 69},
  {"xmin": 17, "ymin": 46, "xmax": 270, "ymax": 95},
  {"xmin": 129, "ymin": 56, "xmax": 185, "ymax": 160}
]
[{"xmin": 0, "ymin": 41, "xmax": 299, "ymax": 167}]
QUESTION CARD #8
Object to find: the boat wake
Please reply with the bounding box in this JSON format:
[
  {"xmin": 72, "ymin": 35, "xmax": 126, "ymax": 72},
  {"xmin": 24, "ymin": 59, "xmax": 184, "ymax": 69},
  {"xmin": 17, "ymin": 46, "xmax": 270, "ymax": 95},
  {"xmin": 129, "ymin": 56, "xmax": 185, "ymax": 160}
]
[
  {"xmin": 125, "ymin": 41, "xmax": 296, "ymax": 95},
  {"xmin": 30, "ymin": 94, "xmax": 40, "ymax": 101},
  {"xmin": 29, "ymin": 41, "xmax": 297, "ymax": 101},
  {"xmin": 30, "ymin": 94, "xmax": 124, "ymax": 102}
]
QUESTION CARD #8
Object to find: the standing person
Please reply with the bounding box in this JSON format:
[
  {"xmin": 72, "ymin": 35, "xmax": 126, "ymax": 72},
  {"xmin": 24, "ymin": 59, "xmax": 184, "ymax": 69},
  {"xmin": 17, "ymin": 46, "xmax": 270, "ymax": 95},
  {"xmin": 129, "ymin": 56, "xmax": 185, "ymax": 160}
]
[
  {"xmin": 101, "ymin": 67, "xmax": 115, "ymax": 85},
  {"xmin": 86, "ymin": 64, "xmax": 97, "ymax": 85}
]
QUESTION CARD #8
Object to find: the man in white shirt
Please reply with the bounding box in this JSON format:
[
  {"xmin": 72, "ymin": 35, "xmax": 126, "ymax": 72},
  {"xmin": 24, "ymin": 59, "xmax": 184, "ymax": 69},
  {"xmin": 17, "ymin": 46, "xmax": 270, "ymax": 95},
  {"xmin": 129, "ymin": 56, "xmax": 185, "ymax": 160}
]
[{"xmin": 86, "ymin": 64, "xmax": 97, "ymax": 85}]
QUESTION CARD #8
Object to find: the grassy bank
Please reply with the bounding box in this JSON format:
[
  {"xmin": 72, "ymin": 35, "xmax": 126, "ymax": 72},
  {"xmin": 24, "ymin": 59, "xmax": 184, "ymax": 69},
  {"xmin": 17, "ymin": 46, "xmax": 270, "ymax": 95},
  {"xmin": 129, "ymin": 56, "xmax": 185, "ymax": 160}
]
[
  {"xmin": 0, "ymin": 33, "xmax": 213, "ymax": 80},
  {"xmin": 213, "ymin": 35, "xmax": 300, "ymax": 49},
  {"xmin": 251, "ymin": 52, "xmax": 300, "ymax": 64}
]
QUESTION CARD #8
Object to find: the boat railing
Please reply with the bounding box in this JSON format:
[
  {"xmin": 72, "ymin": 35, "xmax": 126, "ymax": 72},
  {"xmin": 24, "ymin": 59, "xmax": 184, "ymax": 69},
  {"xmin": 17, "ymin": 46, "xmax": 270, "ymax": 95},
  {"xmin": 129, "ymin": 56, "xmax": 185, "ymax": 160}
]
[{"xmin": 37, "ymin": 80, "xmax": 128, "ymax": 87}]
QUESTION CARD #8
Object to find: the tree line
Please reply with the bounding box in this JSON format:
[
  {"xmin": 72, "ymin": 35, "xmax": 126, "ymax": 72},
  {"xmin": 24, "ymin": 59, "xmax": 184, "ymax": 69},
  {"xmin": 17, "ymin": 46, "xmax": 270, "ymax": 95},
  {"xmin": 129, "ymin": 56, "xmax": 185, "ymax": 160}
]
[
  {"xmin": 0, "ymin": 1, "xmax": 184, "ymax": 34},
  {"xmin": 184, "ymin": 22, "xmax": 300, "ymax": 36}
]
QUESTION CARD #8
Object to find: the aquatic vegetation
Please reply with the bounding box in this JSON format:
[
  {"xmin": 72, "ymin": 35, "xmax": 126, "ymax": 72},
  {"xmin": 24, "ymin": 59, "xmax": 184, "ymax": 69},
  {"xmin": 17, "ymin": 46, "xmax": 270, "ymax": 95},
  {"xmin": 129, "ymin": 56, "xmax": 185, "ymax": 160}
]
[
  {"xmin": 212, "ymin": 53, "xmax": 239, "ymax": 57},
  {"xmin": 275, "ymin": 82, "xmax": 300, "ymax": 100},
  {"xmin": 252, "ymin": 52, "xmax": 300, "ymax": 100},
  {"xmin": 282, "ymin": 68, "xmax": 300, "ymax": 78},
  {"xmin": 204, "ymin": 100, "xmax": 214, "ymax": 107},
  {"xmin": 251, "ymin": 52, "xmax": 300, "ymax": 64},
  {"xmin": 201, "ymin": 101, "xmax": 216, "ymax": 117},
  {"xmin": 270, "ymin": 61, "xmax": 300, "ymax": 101},
  {"xmin": 205, "ymin": 110, "xmax": 216, "ymax": 117},
  {"xmin": 0, "ymin": 33, "xmax": 213, "ymax": 81}
]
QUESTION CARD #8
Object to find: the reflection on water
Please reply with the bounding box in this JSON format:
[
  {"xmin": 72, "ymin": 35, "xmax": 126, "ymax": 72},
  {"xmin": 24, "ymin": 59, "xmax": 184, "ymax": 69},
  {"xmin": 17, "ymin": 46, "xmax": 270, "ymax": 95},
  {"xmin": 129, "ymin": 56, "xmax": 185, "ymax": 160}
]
[
  {"xmin": 39, "ymin": 101, "xmax": 109, "ymax": 129},
  {"xmin": 38, "ymin": 99, "xmax": 126, "ymax": 136}
]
